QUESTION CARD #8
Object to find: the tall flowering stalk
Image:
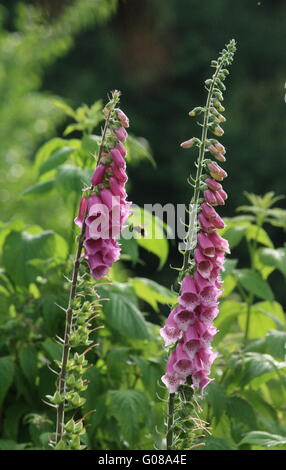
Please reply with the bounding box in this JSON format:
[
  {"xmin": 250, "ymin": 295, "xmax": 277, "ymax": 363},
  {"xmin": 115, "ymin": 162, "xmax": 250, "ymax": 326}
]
[
  {"xmin": 49, "ymin": 90, "xmax": 131, "ymax": 449},
  {"xmin": 160, "ymin": 40, "xmax": 236, "ymax": 449}
]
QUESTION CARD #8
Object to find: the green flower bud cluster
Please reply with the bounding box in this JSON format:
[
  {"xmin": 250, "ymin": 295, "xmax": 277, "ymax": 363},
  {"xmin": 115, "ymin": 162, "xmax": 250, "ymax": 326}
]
[{"xmin": 48, "ymin": 275, "xmax": 103, "ymax": 450}]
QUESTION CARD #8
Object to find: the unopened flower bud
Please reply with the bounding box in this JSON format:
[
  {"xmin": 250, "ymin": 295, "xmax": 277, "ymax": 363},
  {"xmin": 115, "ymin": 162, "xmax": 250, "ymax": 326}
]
[
  {"xmin": 213, "ymin": 125, "xmax": 224, "ymax": 137},
  {"xmin": 180, "ymin": 139, "xmax": 194, "ymax": 149},
  {"xmin": 207, "ymin": 162, "xmax": 228, "ymax": 181}
]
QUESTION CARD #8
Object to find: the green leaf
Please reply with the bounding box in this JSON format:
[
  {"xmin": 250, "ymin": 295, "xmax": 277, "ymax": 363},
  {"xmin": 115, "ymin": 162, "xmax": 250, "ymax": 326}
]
[
  {"xmin": 246, "ymin": 224, "xmax": 273, "ymax": 248},
  {"xmin": 221, "ymin": 275, "xmax": 236, "ymax": 298},
  {"xmin": 102, "ymin": 284, "xmax": 150, "ymax": 340},
  {"xmin": 222, "ymin": 225, "xmax": 247, "ymax": 248},
  {"xmin": 42, "ymin": 339, "xmax": 62, "ymax": 362},
  {"xmin": 39, "ymin": 146, "xmax": 74, "ymax": 176},
  {"xmin": 206, "ymin": 383, "xmax": 226, "ymax": 423},
  {"xmin": 34, "ymin": 137, "xmax": 68, "ymax": 172},
  {"xmin": 106, "ymin": 347, "xmax": 128, "ymax": 385},
  {"xmin": 264, "ymin": 330, "xmax": 286, "ymax": 360},
  {"xmin": 234, "ymin": 269, "xmax": 274, "ymax": 301},
  {"xmin": 119, "ymin": 231, "xmax": 139, "ymax": 264},
  {"xmin": 134, "ymin": 357, "xmax": 163, "ymax": 397},
  {"xmin": 232, "ymin": 353, "xmax": 286, "ymax": 388},
  {"xmin": 3, "ymin": 404, "xmax": 29, "ymax": 441},
  {"xmin": 55, "ymin": 164, "xmax": 88, "ymax": 198},
  {"xmin": 238, "ymin": 301, "xmax": 285, "ymax": 339},
  {"xmin": 52, "ymin": 100, "xmax": 76, "ymax": 119},
  {"xmin": 200, "ymin": 437, "xmax": 235, "ymax": 450},
  {"xmin": 3, "ymin": 229, "xmax": 68, "ymax": 286},
  {"xmin": 240, "ymin": 431, "xmax": 286, "ymax": 448},
  {"xmin": 260, "ymin": 247, "xmax": 286, "ymax": 278},
  {"xmin": 0, "ymin": 440, "xmax": 26, "ymax": 450},
  {"xmin": 126, "ymin": 135, "xmax": 156, "ymax": 167},
  {"xmin": 0, "ymin": 356, "xmax": 14, "ymax": 407},
  {"xmin": 131, "ymin": 277, "xmax": 176, "ymax": 311},
  {"xmin": 213, "ymin": 300, "xmax": 246, "ymax": 345},
  {"xmin": 226, "ymin": 396, "xmax": 256, "ymax": 428},
  {"xmin": 81, "ymin": 135, "xmax": 99, "ymax": 155},
  {"xmin": 108, "ymin": 390, "xmax": 150, "ymax": 446},
  {"xmin": 21, "ymin": 180, "xmax": 55, "ymax": 197},
  {"xmin": 247, "ymin": 330, "xmax": 286, "ymax": 361},
  {"xmin": 129, "ymin": 206, "xmax": 169, "ymax": 269},
  {"xmin": 19, "ymin": 345, "xmax": 38, "ymax": 385}
]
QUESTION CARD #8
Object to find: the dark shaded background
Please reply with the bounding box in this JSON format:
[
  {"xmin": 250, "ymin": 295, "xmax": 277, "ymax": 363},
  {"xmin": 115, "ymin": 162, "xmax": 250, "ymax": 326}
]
[{"xmin": 2, "ymin": 0, "xmax": 286, "ymax": 295}]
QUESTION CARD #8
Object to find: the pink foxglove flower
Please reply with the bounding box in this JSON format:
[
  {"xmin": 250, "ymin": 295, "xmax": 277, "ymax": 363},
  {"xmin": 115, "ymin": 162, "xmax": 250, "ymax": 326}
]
[
  {"xmin": 75, "ymin": 105, "xmax": 132, "ymax": 280},
  {"xmin": 160, "ymin": 40, "xmax": 236, "ymax": 394}
]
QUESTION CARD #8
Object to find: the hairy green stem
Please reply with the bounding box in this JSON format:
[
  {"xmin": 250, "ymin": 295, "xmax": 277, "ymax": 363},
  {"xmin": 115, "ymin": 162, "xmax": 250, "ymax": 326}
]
[
  {"xmin": 181, "ymin": 61, "xmax": 224, "ymax": 274},
  {"xmin": 55, "ymin": 105, "xmax": 115, "ymax": 445},
  {"xmin": 56, "ymin": 219, "xmax": 87, "ymax": 443},
  {"xmin": 166, "ymin": 393, "xmax": 175, "ymax": 450}
]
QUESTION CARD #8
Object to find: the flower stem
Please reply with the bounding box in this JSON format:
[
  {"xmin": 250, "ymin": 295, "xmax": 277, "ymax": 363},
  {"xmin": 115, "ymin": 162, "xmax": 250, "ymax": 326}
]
[
  {"xmin": 182, "ymin": 61, "xmax": 224, "ymax": 274},
  {"xmin": 55, "ymin": 101, "xmax": 116, "ymax": 445},
  {"xmin": 166, "ymin": 393, "xmax": 175, "ymax": 450},
  {"xmin": 56, "ymin": 218, "xmax": 87, "ymax": 443}
]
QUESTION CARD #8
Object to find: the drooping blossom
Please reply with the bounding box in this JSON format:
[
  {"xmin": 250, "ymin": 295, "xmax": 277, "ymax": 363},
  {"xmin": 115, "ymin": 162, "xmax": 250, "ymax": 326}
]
[
  {"xmin": 161, "ymin": 121, "xmax": 231, "ymax": 394},
  {"xmin": 75, "ymin": 105, "xmax": 132, "ymax": 280}
]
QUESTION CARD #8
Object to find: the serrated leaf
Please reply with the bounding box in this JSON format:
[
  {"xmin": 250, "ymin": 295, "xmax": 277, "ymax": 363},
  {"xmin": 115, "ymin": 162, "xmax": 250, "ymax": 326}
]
[
  {"xmin": 34, "ymin": 138, "xmax": 67, "ymax": 172},
  {"xmin": 52, "ymin": 100, "xmax": 76, "ymax": 118},
  {"xmin": 3, "ymin": 230, "xmax": 68, "ymax": 286},
  {"xmin": 227, "ymin": 396, "xmax": 256, "ymax": 428},
  {"xmin": 102, "ymin": 285, "xmax": 150, "ymax": 340},
  {"xmin": 232, "ymin": 353, "xmax": 286, "ymax": 388},
  {"xmin": 129, "ymin": 206, "xmax": 169, "ymax": 269},
  {"xmin": 39, "ymin": 146, "xmax": 74, "ymax": 176},
  {"xmin": 238, "ymin": 301, "xmax": 285, "ymax": 339},
  {"xmin": 134, "ymin": 357, "xmax": 163, "ymax": 397},
  {"xmin": 55, "ymin": 164, "xmax": 89, "ymax": 198},
  {"xmin": 234, "ymin": 269, "xmax": 274, "ymax": 301},
  {"xmin": 3, "ymin": 404, "xmax": 29, "ymax": 441},
  {"xmin": 126, "ymin": 135, "xmax": 156, "ymax": 167},
  {"xmin": 0, "ymin": 356, "xmax": 14, "ymax": 407},
  {"xmin": 200, "ymin": 437, "xmax": 235, "ymax": 450},
  {"xmin": 131, "ymin": 277, "xmax": 176, "ymax": 311},
  {"xmin": 240, "ymin": 431, "xmax": 286, "ymax": 448},
  {"xmin": 0, "ymin": 440, "xmax": 26, "ymax": 450},
  {"xmin": 206, "ymin": 383, "xmax": 226, "ymax": 423},
  {"xmin": 246, "ymin": 224, "xmax": 273, "ymax": 248},
  {"xmin": 21, "ymin": 180, "xmax": 55, "ymax": 197},
  {"xmin": 260, "ymin": 247, "xmax": 286, "ymax": 278},
  {"xmin": 19, "ymin": 345, "xmax": 38, "ymax": 385},
  {"xmin": 222, "ymin": 225, "xmax": 247, "ymax": 248},
  {"xmin": 108, "ymin": 390, "xmax": 150, "ymax": 446}
]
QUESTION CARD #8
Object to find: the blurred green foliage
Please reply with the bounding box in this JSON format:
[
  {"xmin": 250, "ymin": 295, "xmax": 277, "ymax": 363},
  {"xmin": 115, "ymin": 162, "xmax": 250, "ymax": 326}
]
[{"xmin": 0, "ymin": 0, "xmax": 286, "ymax": 451}]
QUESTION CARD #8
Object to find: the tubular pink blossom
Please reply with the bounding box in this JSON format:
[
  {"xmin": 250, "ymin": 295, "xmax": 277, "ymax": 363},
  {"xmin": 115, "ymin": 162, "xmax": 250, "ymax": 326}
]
[
  {"xmin": 116, "ymin": 109, "xmax": 129, "ymax": 128},
  {"xmin": 208, "ymin": 231, "xmax": 230, "ymax": 253},
  {"xmin": 115, "ymin": 142, "xmax": 127, "ymax": 157},
  {"xmin": 198, "ymin": 213, "xmax": 215, "ymax": 233},
  {"xmin": 110, "ymin": 148, "xmax": 126, "ymax": 168},
  {"xmin": 217, "ymin": 188, "xmax": 228, "ymax": 201},
  {"xmin": 78, "ymin": 105, "xmax": 132, "ymax": 281},
  {"xmin": 207, "ymin": 162, "xmax": 228, "ymax": 181},
  {"xmin": 91, "ymin": 163, "xmax": 106, "ymax": 186},
  {"xmin": 214, "ymin": 191, "xmax": 225, "ymax": 206},
  {"xmin": 180, "ymin": 139, "xmax": 194, "ymax": 149},
  {"xmin": 194, "ymin": 248, "xmax": 213, "ymax": 279},
  {"xmin": 204, "ymin": 189, "xmax": 217, "ymax": 205},
  {"xmin": 197, "ymin": 232, "xmax": 216, "ymax": 258},
  {"xmin": 115, "ymin": 127, "xmax": 128, "ymax": 142},
  {"xmin": 201, "ymin": 202, "xmax": 218, "ymax": 221},
  {"xmin": 74, "ymin": 197, "xmax": 88, "ymax": 228},
  {"xmin": 205, "ymin": 178, "xmax": 222, "ymax": 191},
  {"xmin": 213, "ymin": 152, "xmax": 226, "ymax": 163}
]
